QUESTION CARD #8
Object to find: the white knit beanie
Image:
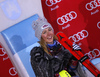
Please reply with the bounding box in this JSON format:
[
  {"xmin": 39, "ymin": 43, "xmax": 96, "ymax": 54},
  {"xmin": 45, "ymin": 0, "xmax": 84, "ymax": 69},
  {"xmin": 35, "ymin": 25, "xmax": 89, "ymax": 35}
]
[{"xmin": 32, "ymin": 17, "xmax": 54, "ymax": 40}]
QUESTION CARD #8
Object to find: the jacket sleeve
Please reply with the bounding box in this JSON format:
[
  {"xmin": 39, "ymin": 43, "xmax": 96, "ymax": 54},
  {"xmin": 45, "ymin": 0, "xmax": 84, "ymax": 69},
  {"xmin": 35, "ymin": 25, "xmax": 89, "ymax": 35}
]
[
  {"xmin": 50, "ymin": 46, "xmax": 73, "ymax": 73},
  {"xmin": 30, "ymin": 47, "xmax": 44, "ymax": 77},
  {"xmin": 60, "ymin": 46, "xmax": 79, "ymax": 69},
  {"xmin": 30, "ymin": 47, "xmax": 44, "ymax": 62},
  {"xmin": 30, "ymin": 47, "xmax": 53, "ymax": 77},
  {"xmin": 61, "ymin": 46, "xmax": 73, "ymax": 63},
  {"xmin": 63, "ymin": 47, "xmax": 79, "ymax": 70}
]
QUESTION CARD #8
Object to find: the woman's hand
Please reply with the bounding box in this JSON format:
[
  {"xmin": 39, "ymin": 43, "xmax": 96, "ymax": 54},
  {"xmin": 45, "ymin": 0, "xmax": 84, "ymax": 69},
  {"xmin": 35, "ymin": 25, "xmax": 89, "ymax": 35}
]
[{"xmin": 72, "ymin": 44, "xmax": 82, "ymax": 51}]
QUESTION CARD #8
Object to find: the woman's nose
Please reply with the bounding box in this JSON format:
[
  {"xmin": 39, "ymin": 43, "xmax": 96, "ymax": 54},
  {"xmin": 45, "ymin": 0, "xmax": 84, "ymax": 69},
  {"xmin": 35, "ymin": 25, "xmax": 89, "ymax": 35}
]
[{"xmin": 47, "ymin": 31, "xmax": 51, "ymax": 35}]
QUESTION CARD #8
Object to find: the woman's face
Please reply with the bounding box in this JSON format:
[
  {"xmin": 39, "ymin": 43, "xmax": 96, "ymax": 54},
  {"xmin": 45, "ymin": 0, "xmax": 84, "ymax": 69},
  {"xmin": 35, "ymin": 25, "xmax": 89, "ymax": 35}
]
[{"xmin": 41, "ymin": 27, "xmax": 54, "ymax": 44}]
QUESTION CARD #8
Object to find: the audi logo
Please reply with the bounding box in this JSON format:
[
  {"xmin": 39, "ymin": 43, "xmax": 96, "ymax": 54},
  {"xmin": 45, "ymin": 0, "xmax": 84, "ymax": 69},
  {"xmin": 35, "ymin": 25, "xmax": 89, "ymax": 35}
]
[
  {"xmin": 0, "ymin": 48, "xmax": 6, "ymax": 56},
  {"xmin": 85, "ymin": 49, "xmax": 100, "ymax": 60},
  {"xmin": 0, "ymin": 48, "xmax": 9, "ymax": 61},
  {"xmin": 45, "ymin": 0, "xmax": 61, "ymax": 6},
  {"xmin": 85, "ymin": 0, "xmax": 100, "ymax": 11},
  {"xmin": 97, "ymin": 21, "xmax": 100, "ymax": 29},
  {"xmin": 9, "ymin": 67, "xmax": 17, "ymax": 76},
  {"xmin": 68, "ymin": 30, "xmax": 88, "ymax": 43},
  {"xmin": 57, "ymin": 11, "xmax": 77, "ymax": 25}
]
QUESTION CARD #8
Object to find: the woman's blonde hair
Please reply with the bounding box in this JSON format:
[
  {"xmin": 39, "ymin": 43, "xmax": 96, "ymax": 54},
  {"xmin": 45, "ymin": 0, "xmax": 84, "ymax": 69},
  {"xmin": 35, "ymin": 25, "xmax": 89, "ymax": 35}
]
[{"xmin": 39, "ymin": 35, "xmax": 58, "ymax": 55}]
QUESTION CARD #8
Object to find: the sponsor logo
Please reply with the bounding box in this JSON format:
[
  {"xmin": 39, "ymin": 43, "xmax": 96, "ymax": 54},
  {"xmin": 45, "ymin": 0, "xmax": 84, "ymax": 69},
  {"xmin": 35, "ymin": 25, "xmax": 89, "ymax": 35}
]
[
  {"xmin": 51, "ymin": 5, "xmax": 59, "ymax": 11},
  {"xmin": 9, "ymin": 67, "xmax": 17, "ymax": 76},
  {"xmin": 85, "ymin": 49, "xmax": 100, "ymax": 60},
  {"xmin": 0, "ymin": 0, "xmax": 21, "ymax": 20},
  {"xmin": 57, "ymin": 11, "xmax": 77, "ymax": 25},
  {"xmin": 91, "ymin": 9, "xmax": 99, "ymax": 15},
  {"xmin": 0, "ymin": 48, "xmax": 6, "ymax": 56},
  {"xmin": 45, "ymin": 0, "xmax": 61, "ymax": 6},
  {"xmin": 43, "ymin": 25, "xmax": 48, "ymax": 28},
  {"xmin": 79, "ymin": 55, "xmax": 89, "ymax": 63},
  {"xmin": 97, "ymin": 21, "xmax": 100, "ymax": 29},
  {"xmin": 85, "ymin": 0, "xmax": 100, "ymax": 11},
  {"xmin": 0, "ymin": 47, "xmax": 9, "ymax": 61},
  {"xmin": 62, "ymin": 24, "xmax": 70, "ymax": 30},
  {"xmin": 41, "ymin": 25, "xmax": 49, "ymax": 29},
  {"xmin": 68, "ymin": 30, "xmax": 88, "ymax": 43}
]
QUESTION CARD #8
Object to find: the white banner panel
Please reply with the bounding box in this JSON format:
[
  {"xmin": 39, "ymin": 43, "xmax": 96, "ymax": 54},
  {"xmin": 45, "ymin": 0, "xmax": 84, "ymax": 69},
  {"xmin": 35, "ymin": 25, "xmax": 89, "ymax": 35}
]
[{"xmin": 0, "ymin": 0, "xmax": 44, "ymax": 32}]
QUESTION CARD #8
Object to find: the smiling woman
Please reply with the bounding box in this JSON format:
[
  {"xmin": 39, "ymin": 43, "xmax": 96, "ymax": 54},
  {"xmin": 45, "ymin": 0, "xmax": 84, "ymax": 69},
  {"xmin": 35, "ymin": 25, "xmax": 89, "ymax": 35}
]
[
  {"xmin": 41, "ymin": 27, "xmax": 54, "ymax": 44},
  {"xmin": 30, "ymin": 17, "xmax": 86, "ymax": 77}
]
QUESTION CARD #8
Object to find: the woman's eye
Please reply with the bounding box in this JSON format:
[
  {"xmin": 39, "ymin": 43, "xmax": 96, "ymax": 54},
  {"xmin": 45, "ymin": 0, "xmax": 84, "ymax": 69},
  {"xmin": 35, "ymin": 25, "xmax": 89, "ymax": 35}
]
[
  {"xmin": 43, "ymin": 31, "xmax": 46, "ymax": 34},
  {"xmin": 48, "ymin": 28, "xmax": 52, "ymax": 31}
]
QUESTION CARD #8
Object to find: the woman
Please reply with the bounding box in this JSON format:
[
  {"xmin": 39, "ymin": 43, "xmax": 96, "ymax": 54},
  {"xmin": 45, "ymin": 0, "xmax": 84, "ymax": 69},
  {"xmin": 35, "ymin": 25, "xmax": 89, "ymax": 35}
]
[{"xmin": 30, "ymin": 17, "xmax": 86, "ymax": 77}]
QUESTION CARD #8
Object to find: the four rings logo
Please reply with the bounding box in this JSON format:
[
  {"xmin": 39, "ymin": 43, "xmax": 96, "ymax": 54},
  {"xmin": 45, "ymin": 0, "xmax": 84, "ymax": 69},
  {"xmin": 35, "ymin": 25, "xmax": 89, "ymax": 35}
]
[
  {"xmin": 85, "ymin": 49, "xmax": 100, "ymax": 60},
  {"xmin": 85, "ymin": 0, "xmax": 100, "ymax": 11},
  {"xmin": 9, "ymin": 67, "xmax": 17, "ymax": 76},
  {"xmin": 45, "ymin": 0, "xmax": 61, "ymax": 6},
  {"xmin": 97, "ymin": 21, "xmax": 100, "ymax": 29},
  {"xmin": 0, "ymin": 48, "xmax": 9, "ymax": 61},
  {"xmin": 57, "ymin": 11, "xmax": 77, "ymax": 25},
  {"xmin": 68, "ymin": 30, "xmax": 88, "ymax": 43},
  {"xmin": 0, "ymin": 48, "xmax": 6, "ymax": 57}
]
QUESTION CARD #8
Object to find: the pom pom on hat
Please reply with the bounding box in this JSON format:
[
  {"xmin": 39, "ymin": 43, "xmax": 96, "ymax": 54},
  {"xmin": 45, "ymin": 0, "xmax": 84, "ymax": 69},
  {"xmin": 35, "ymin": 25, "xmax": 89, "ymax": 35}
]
[{"xmin": 32, "ymin": 17, "xmax": 54, "ymax": 40}]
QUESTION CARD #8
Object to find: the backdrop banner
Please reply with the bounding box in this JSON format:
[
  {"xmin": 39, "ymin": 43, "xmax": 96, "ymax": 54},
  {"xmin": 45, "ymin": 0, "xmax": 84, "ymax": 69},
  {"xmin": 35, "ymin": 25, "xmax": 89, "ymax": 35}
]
[{"xmin": 41, "ymin": 0, "xmax": 100, "ymax": 60}]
